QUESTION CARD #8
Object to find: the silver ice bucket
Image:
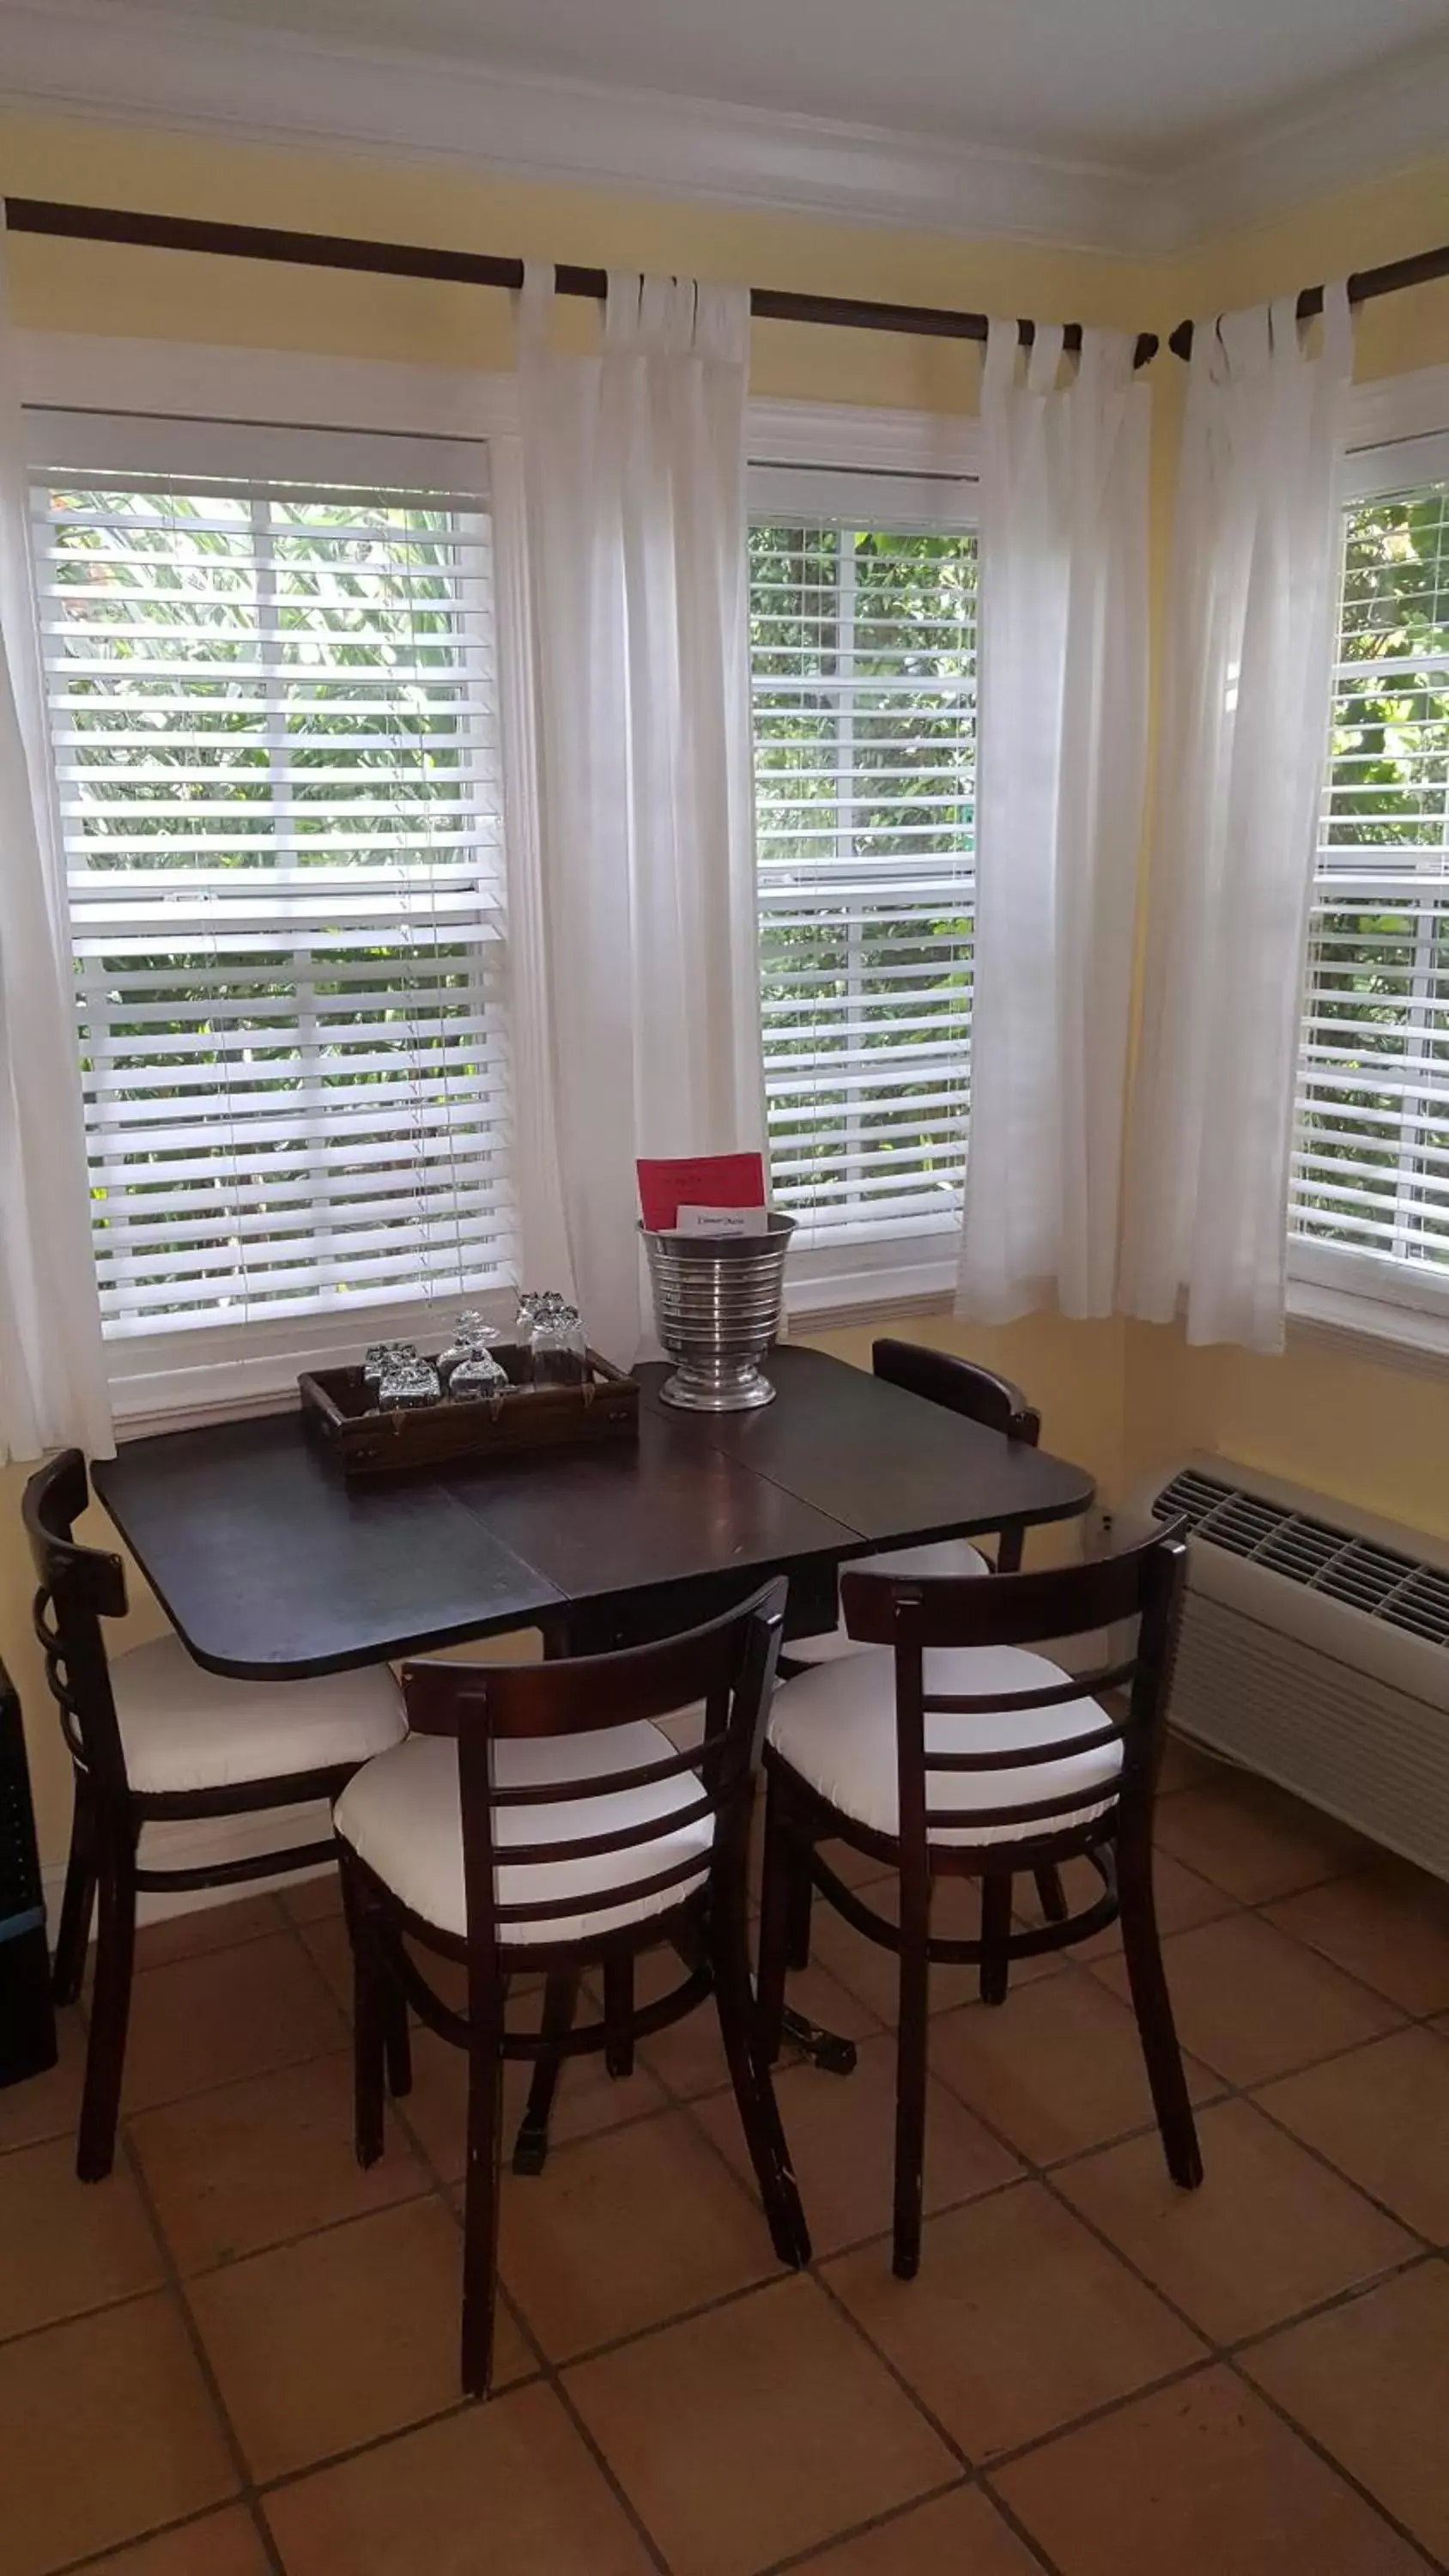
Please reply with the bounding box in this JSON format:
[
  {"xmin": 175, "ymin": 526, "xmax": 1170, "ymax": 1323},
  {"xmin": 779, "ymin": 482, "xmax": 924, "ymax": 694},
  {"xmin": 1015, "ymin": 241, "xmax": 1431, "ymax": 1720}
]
[{"xmin": 640, "ymin": 1213, "xmax": 796, "ymax": 1412}]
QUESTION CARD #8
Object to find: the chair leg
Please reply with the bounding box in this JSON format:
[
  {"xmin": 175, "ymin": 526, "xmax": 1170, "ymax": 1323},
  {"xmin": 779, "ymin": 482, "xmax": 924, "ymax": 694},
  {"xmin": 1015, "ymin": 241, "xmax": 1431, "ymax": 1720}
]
[
  {"xmin": 979, "ymin": 1870, "xmax": 1012, "ymax": 2007},
  {"xmin": 755, "ymin": 1773, "xmax": 794, "ymax": 2064},
  {"xmin": 711, "ymin": 1882, "xmax": 811, "ymax": 2269},
  {"xmin": 52, "ymin": 1777, "xmax": 98, "ymax": 2008},
  {"xmin": 1033, "ymin": 1865, "xmax": 1069, "ymax": 1924},
  {"xmin": 893, "ymin": 1917, "xmax": 931, "ymax": 2279},
  {"xmin": 510, "ymin": 1971, "xmax": 578, "ymax": 2176},
  {"xmin": 785, "ymin": 1835, "xmax": 814, "ymax": 1972},
  {"xmin": 460, "ymin": 1990, "xmax": 506, "ymax": 2399},
  {"xmin": 342, "ymin": 1867, "xmax": 387, "ymax": 2169},
  {"xmin": 383, "ymin": 1978, "xmax": 412, "ymax": 2100},
  {"xmin": 603, "ymin": 1952, "xmax": 634, "ymax": 2078},
  {"xmin": 76, "ymin": 1828, "xmax": 137, "ymax": 2183},
  {"xmin": 1118, "ymin": 1836, "xmax": 1203, "ymax": 2190}
]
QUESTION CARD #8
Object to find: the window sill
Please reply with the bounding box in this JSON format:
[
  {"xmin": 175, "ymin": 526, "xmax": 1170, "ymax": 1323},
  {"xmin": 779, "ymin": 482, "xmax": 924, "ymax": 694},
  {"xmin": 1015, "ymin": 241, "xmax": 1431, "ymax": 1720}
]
[
  {"xmin": 1286, "ymin": 1280, "xmax": 1449, "ymax": 1382},
  {"xmin": 785, "ymin": 1247, "xmax": 958, "ymax": 1336}
]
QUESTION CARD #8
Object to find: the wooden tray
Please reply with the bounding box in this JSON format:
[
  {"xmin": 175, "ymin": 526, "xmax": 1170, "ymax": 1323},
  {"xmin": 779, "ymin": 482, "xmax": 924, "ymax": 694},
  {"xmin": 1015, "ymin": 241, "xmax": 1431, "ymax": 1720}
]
[{"xmin": 300, "ymin": 1347, "xmax": 639, "ymax": 1482}]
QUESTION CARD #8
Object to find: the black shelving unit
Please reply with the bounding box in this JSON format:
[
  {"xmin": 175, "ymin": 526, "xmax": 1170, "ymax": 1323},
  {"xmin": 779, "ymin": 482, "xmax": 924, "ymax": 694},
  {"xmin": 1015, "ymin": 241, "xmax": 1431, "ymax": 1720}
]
[{"xmin": 0, "ymin": 1659, "xmax": 58, "ymax": 2089}]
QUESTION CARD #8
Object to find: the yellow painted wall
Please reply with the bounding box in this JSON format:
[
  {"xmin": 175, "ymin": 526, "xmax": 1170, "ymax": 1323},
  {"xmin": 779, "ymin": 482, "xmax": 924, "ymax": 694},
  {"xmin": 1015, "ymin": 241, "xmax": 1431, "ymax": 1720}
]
[{"xmin": 2, "ymin": 104, "xmax": 1447, "ymax": 1868}]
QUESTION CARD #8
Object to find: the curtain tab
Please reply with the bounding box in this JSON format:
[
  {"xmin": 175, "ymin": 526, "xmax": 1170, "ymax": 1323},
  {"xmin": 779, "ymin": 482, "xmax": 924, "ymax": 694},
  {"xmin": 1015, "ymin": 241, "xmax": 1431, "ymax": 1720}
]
[
  {"xmin": 982, "ymin": 313, "xmax": 1018, "ymax": 405},
  {"xmin": 604, "ymin": 271, "xmax": 646, "ymax": 348},
  {"xmin": 1318, "ymin": 278, "xmax": 1354, "ymax": 380},
  {"xmin": 1026, "ymin": 322, "xmax": 1064, "ymax": 394},
  {"xmin": 514, "ymin": 260, "xmax": 556, "ymax": 355}
]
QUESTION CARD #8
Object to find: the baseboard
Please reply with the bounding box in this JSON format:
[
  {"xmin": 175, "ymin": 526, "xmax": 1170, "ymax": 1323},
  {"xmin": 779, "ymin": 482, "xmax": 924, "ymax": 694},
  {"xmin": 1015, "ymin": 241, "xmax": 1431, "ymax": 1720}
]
[{"xmin": 41, "ymin": 1799, "xmax": 335, "ymax": 1934}]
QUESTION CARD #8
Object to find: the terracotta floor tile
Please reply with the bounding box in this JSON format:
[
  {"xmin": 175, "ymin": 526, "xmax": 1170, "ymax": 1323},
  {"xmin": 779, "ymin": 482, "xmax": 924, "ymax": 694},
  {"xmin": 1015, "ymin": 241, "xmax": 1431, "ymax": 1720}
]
[
  {"xmin": 816, "ymin": 1835, "xmax": 897, "ymax": 1892},
  {"xmin": 398, "ymin": 2020, "xmax": 666, "ymax": 2184},
  {"xmin": 121, "ymin": 1933, "xmax": 345, "ymax": 2115},
  {"xmin": 927, "ymin": 1965, "xmax": 1219, "ymax": 2166},
  {"xmin": 0, "ymin": 2133, "xmax": 163, "ymax": 2339},
  {"xmin": 1263, "ymin": 1861, "xmax": 1449, "ymax": 2016},
  {"xmin": 278, "ymin": 1870, "xmax": 343, "ymax": 1926},
  {"xmin": 1092, "ymin": 1912, "xmax": 1404, "ymax": 2087},
  {"xmin": 694, "ymin": 2029, "xmax": 1021, "ymax": 2257},
  {"xmin": 264, "ymin": 2379, "xmax": 657, "ymax": 2576},
  {"xmin": 992, "ymin": 2364, "xmax": 1429, "ymax": 2576},
  {"xmin": 189, "ymin": 2196, "xmax": 529, "ymax": 2481},
  {"xmin": 0, "ymin": 2291, "xmax": 237, "ymax": 2576},
  {"xmin": 1153, "ymin": 1774, "xmax": 1373, "ymax": 1904},
  {"xmin": 794, "ymin": 2483, "xmax": 1043, "ymax": 2573},
  {"xmin": 82, "ymin": 2507, "xmax": 272, "ymax": 2574},
  {"xmin": 804, "ymin": 1882, "xmax": 1020, "ymax": 2024},
  {"xmin": 1256, "ymin": 2027, "xmax": 1449, "ymax": 2240},
  {"xmin": 0, "ymin": 2012, "xmax": 87, "ymax": 2157},
  {"xmin": 1245, "ymin": 2263, "xmax": 1449, "ymax": 2560},
  {"xmin": 826, "ymin": 2181, "xmax": 1202, "ymax": 2459},
  {"xmin": 1055, "ymin": 2097, "xmax": 1415, "ymax": 2342},
  {"xmin": 130, "ymin": 1893, "xmax": 288, "ymax": 1972},
  {"xmin": 1014, "ymin": 1849, "xmax": 1236, "ymax": 1958},
  {"xmin": 497, "ymin": 2106, "xmax": 780, "ymax": 2359},
  {"xmin": 566, "ymin": 2274, "xmax": 954, "ymax": 2576},
  {"xmin": 130, "ymin": 2050, "xmax": 429, "ymax": 2275},
  {"xmin": 1157, "ymin": 1732, "xmax": 1227, "ymax": 1795}
]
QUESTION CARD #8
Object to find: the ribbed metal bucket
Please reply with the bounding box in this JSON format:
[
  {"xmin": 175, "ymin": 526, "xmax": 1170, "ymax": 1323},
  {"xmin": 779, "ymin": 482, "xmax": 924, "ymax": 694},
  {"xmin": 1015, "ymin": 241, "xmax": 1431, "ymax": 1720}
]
[{"xmin": 640, "ymin": 1213, "xmax": 795, "ymax": 1412}]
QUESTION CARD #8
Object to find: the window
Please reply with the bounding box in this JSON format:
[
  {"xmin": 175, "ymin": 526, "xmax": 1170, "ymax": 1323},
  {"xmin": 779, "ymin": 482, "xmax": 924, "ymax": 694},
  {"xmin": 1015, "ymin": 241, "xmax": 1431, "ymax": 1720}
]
[
  {"xmin": 34, "ymin": 445, "xmax": 512, "ymax": 1388},
  {"xmin": 1291, "ymin": 464, "xmax": 1449, "ymax": 1316},
  {"xmin": 749, "ymin": 481, "xmax": 976, "ymax": 1257}
]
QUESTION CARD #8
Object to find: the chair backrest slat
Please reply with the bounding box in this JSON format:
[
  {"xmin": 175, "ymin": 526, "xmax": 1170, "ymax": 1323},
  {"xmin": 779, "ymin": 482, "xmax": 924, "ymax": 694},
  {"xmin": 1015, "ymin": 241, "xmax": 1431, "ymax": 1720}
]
[
  {"xmin": 871, "ymin": 1340, "xmax": 1040, "ymax": 1444},
  {"xmin": 839, "ymin": 1528, "xmax": 1186, "ymax": 1856},
  {"xmin": 22, "ymin": 1451, "xmax": 130, "ymax": 1794},
  {"xmin": 923, "ymin": 1663, "xmax": 1137, "ymax": 1717},
  {"xmin": 400, "ymin": 1579, "xmax": 787, "ymax": 1948}
]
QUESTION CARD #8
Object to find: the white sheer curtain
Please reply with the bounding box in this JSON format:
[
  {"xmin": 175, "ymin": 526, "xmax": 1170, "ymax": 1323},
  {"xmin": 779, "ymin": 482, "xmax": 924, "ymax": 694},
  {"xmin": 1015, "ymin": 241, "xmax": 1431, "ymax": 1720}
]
[
  {"xmin": 0, "ymin": 228, "xmax": 112, "ymax": 1462},
  {"xmin": 956, "ymin": 320, "xmax": 1149, "ymax": 1322},
  {"xmin": 1121, "ymin": 288, "xmax": 1353, "ymax": 1352},
  {"xmin": 514, "ymin": 267, "xmax": 765, "ymax": 1364}
]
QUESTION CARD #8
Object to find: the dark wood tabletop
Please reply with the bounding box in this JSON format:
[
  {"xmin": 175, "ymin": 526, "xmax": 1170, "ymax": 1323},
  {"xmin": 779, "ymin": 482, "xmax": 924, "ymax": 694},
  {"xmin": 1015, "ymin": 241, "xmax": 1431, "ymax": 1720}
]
[{"xmin": 92, "ymin": 1345, "xmax": 1094, "ymax": 1680}]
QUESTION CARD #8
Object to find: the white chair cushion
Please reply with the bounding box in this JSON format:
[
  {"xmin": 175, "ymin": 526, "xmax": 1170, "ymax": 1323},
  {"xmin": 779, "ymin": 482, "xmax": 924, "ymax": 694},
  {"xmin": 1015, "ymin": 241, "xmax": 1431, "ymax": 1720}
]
[
  {"xmin": 111, "ymin": 1632, "xmax": 407, "ymax": 1796},
  {"xmin": 786, "ymin": 1536, "xmax": 991, "ymax": 1668},
  {"xmin": 768, "ymin": 1643, "xmax": 1119, "ymax": 1847},
  {"xmin": 333, "ymin": 1722, "xmax": 714, "ymax": 1945}
]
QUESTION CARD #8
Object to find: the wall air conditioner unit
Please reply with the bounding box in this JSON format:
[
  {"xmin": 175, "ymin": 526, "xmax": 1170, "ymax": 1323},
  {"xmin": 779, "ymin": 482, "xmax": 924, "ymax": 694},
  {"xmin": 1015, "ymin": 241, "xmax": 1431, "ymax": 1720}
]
[{"xmin": 1131, "ymin": 1455, "xmax": 1449, "ymax": 1886}]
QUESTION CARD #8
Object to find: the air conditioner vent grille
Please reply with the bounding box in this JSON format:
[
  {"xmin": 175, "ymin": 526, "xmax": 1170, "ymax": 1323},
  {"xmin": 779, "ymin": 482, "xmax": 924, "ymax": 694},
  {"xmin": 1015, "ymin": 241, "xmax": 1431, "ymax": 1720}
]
[{"xmin": 1151, "ymin": 1470, "xmax": 1449, "ymax": 1646}]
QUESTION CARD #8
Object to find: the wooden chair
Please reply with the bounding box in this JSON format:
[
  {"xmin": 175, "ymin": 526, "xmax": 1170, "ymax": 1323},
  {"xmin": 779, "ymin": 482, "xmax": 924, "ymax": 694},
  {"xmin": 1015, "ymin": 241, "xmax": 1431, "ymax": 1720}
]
[
  {"xmin": 783, "ymin": 1340, "xmax": 1064, "ymax": 1955},
  {"xmin": 334, "ymin": 1578, "xmax": 810, "ymax": 2396},
  {"xmin": 782, "ymin": 1342, "xmax": 1042, "ymax": 1674},
  {"xmin": 24, "ymin": 1449, "xmax": 408, "ymax": 2180},
  {"xmin": 756, "ymin": 1526, "xmax": 1202, "ymax": 2278}
]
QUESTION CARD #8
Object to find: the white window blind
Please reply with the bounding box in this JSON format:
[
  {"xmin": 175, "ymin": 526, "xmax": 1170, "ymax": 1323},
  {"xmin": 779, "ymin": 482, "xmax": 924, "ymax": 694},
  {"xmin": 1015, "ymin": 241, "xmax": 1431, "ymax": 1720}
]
[
  {"xmin": 34, "ymin": 464, "xmax": 513, "ymax": 1345},
  {"xmin": 749, "ymin": 510, "xmax": 976, "ymax": 1248},
  {"xmin": 1292, "ymin": 476, "xmax": 1449, "ymax": 1302}
]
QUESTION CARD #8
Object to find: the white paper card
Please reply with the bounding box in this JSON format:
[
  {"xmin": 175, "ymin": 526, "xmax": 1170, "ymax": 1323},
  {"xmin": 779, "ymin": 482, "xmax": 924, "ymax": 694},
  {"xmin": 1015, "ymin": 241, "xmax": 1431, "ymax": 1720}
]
[{"xmin": 674, "ymin": 1204, "xmax": 769, "ymax": 1237}]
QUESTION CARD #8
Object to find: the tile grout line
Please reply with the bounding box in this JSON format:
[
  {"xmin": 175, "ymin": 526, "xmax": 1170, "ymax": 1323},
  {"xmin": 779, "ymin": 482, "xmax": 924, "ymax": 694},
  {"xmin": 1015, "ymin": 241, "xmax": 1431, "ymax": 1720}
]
[
  {"xmin": 16, "ymin": 1803, "xmax": 1449, "ymax": 2576},
  {"xmin": 321, "ymin": 1953, "xmax": 677, "ymax": 2576},
  {"xmin": 118, "ymin": 2122, "xmax": 289, "ymax": 2576}
]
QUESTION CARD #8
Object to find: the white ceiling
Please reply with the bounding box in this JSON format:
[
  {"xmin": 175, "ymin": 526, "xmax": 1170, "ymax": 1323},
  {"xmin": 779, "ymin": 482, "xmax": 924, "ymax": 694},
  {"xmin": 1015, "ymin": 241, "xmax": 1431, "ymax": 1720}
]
[
  {"xmin": 1, "ymin": 0, "xmax": 1446, "ymax": 250},
  {"xmin": 88, "ymin": 0, "xmax": 1449, "ymax": 171}
]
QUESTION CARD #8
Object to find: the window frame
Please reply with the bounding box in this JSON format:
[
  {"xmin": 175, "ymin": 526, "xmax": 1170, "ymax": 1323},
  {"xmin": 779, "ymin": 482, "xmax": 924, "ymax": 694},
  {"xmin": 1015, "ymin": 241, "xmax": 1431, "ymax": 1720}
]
[
  {"xmin": 745, "ymin": 400, "xmax": 980, "ymax": 1326},
  {"xmin": 19, "ymin": 335, "xmax": 538, "ymax": 1431},
  {"xmin": 1286, "ymin": 368, "xmax": 1449, "ymax": 1368}
]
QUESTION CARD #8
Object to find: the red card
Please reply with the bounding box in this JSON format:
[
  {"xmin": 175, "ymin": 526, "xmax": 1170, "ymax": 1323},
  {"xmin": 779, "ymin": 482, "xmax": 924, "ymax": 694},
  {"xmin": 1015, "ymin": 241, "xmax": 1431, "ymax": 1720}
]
[{"xmin": 637, "ymin": 1153, "xmax": 766, "ymax": 1231}]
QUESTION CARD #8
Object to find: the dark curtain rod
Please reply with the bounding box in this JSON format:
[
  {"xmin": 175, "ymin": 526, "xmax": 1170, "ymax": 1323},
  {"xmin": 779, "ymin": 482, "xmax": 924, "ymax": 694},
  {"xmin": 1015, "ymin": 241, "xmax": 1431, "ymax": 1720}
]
[{"xmin": 5, "ymin": 197, "xmax": 1448, "ymax": 371}]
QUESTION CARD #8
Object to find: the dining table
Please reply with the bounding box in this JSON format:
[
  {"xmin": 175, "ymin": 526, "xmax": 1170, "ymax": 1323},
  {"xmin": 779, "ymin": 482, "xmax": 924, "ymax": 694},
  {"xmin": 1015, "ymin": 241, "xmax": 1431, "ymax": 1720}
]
[{"xmin": 93, "ymin": 1342, "xmax": 1094, "ymax": 2152}]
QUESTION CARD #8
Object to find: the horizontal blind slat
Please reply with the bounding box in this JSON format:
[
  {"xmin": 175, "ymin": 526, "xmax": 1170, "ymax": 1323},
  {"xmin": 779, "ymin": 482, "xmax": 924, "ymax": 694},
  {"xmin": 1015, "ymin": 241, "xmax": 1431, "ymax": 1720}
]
[{"xmin": 39, "ymin": 466, "xmax": 513, "ymax": 1339}]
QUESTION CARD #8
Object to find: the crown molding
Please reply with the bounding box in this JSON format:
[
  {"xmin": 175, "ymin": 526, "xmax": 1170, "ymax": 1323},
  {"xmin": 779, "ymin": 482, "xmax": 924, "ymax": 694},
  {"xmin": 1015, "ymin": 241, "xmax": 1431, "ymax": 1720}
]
[
  {"xmin": 1166, "ymin": 41, "xmax": 1449, "ymax": 246},
  {"xmin": 0, "ymin": 0, "xmax": 1158, "ymax": 253},
  {"xmin": 0, "ymin": 0, "xmax": 1443, "ymax": 261}
]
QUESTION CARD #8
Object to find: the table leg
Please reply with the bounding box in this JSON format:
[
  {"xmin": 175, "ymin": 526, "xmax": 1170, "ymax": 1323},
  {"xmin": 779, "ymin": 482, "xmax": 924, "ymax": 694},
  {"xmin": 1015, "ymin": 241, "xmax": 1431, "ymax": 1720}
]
[{"xmin": 780, "ymin": 2004, "xmax": 858, "ymax": 2075}]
